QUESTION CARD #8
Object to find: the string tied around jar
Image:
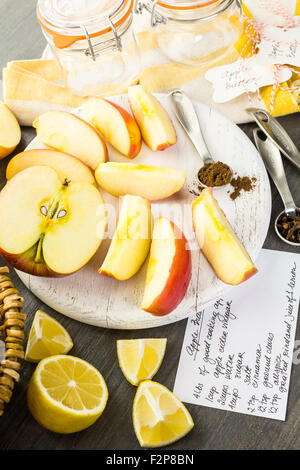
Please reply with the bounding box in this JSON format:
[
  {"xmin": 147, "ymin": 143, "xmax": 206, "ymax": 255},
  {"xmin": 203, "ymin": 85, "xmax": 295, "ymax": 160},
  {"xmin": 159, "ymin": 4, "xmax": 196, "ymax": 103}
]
[{"xmin": 235, "ymin": 0, "xmax": 300, "ymax": 110}]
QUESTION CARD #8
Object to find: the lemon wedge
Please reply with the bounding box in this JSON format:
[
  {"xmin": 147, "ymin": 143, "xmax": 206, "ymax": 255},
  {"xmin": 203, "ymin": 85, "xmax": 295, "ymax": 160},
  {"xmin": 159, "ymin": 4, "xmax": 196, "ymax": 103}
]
[
  {"xmin": 27, "ymin": 355, "xmax": 108, "ymax": 434},
  {"xmin": 117, "ymin": 338, "xmax": 167, "ymax": 386},
  {"xmin": 133, "ymin": 380, "xmax": 194, "ymax": 448},
  {"xmin": 25, "ymin": 310, "xmax": 73, "ymax": 362}
]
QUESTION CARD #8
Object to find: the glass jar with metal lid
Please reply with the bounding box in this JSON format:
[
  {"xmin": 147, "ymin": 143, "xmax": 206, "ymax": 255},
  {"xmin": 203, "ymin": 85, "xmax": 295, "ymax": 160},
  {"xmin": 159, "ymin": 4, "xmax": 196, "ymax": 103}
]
[
  {"xmin": 135, "ymin": 0, "xmax": 243, "ymax": 67},
  {"xmin": 37, "ymin": 0, "xmax": 141, "ymax": 95}
]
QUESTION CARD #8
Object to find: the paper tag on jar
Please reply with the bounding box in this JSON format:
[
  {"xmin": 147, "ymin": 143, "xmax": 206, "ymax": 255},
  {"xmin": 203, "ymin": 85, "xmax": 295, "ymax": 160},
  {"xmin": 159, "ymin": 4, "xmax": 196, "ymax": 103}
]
[
  {"xmin": 205, "ymin": 57, "xmax": 292, "ymax": 103},
  {"xmin": 256, "ymin": 25, "xmax": 300, "ymax": 67}
]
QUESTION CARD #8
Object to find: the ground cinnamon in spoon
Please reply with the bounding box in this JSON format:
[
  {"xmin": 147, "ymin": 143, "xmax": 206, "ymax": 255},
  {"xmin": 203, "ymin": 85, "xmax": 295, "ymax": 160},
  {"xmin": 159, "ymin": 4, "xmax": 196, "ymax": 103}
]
[
  {"xmin": 229, "ymin": 176, "xmax": 257, "ymax": 200},
  {"xmin": 198, "ymin": 161, "xmax": 232, "ymax": 187}
]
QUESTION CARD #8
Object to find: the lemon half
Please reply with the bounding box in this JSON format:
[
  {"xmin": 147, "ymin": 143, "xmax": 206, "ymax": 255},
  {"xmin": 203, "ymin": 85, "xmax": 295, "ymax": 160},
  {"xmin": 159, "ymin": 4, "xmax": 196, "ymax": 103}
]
[
  {"xmin": 117, "ymin": 338, "xmax": 167, "ymax": 386},
  {"xmin": 133, "ymin": 380, "xmax": 194, "ymax": 448},
  {"xmin": 27, "ymin": 355, "xmax": 108, "ymax": 434}
]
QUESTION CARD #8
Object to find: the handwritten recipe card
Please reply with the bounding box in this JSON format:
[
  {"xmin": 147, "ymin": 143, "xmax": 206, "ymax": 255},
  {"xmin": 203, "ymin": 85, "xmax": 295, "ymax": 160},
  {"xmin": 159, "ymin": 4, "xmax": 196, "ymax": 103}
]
[{"xmin": 174, "ymin": 249, "xmax": 300, "ymax": 421}]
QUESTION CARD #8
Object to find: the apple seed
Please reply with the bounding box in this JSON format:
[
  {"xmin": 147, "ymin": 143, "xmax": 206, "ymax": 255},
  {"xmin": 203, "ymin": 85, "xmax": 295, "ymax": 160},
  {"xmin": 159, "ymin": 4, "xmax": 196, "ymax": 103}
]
[
  {"xmin": 40, "ymin": 205, "xmax": 48, "ymax": 216},
  {"xmin": 57, "ymin": 209, "xmax": 67, "ymax": 219}
]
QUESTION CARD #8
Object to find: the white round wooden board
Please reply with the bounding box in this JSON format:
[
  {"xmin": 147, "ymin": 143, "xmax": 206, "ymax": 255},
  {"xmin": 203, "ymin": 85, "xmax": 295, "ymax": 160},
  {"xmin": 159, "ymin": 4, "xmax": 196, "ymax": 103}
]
[{"xmin": 16, "ymin": 95, "xmax": 271, "ymax": 329}]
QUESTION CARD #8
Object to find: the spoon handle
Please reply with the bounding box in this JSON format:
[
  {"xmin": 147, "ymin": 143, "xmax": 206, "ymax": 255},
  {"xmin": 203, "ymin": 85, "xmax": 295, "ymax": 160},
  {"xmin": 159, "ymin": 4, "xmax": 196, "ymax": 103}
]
[
  {"xmin": 253, "ymin": 128, "xmax": 296, "ymax": 215},
  {"xmin": 169, "ymin": 89, "xmax": 214, "ymax": 166},
  {"xmin": 247, "ymin": 107, "xmax": 300, "ymax": 170}
]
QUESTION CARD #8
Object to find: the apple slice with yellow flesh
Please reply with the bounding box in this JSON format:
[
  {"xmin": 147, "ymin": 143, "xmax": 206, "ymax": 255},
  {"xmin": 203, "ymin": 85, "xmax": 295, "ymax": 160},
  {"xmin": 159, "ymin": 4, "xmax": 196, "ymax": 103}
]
[
  {"xmin": 192, "ymin": 188, "xmax": 257, "ymax": 285},
  {"xmin": 142, "ymin": 218, "xmax": 191, "ymax": 316},
  {"xmin": 33, "ymin": 111, "xmax": 107, "ymax": 170},
  {"xmin": 95, "ymin": 162, "xmax": 186, "ymax": 201},
  {"xmin": 6, "ymin": 149, "xmax": 96, "ymax": 185},
  {"xmin": 128, "ymin": 85, "xmax": 177, "ymax": 152},
  {"xmin": 99, "ymin": 195, "xmax": 151, "ymax": 281},
  {"xmin": 83, "ymin": 98, "xmax": 141, "ymax": 159},
  {"xmin": 0, "ymin": 101, "xmax": 21, "ymax": 159},
  {"xmin": 0, "ymin": 166, "xmax": 106, "ymax": 277}
]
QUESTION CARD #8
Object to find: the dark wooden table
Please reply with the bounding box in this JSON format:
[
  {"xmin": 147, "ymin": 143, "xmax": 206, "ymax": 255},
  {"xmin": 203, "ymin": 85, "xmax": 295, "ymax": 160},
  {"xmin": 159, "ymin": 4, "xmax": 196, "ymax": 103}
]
[{"xmin": 0, "ymin": 0, "xmax": 299, "ymax": 451}]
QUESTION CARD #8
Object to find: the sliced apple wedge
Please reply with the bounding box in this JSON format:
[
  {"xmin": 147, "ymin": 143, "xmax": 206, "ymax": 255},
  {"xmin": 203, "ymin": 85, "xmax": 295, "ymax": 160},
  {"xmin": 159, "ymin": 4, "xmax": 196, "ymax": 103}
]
[
  {"xmin": 128, "ymin": 85, "xmax": 177, "ymax": 152},
  {"xmin": 99, "ymin": 195, "xmax": 151, "ymax": 281},
  {"xmin": 6, "ymin": 149, "xmax": 95, "ymax": 185},
  {"xmin": 95, "ymin": 162, "xmax": 186, "ymax": 201},
  {"xmin": 142, "ymin": 218, "xmax": 191, "ymax": 316},
  {"xmin": 33, "ymin": 111, "xmax": 107, "ymax": 170},
  {"xmin": 0, "ymin": 166, "xmax": 106, "ymax": 277},
  {"xmin": 192, "ymin": 188, "xmax": 257, "ymax": 285},
  {"xmin": 83, "ymin": 98, "xmax": 141, "ymax": 158},
  {"xmin": 0, "ymin": 101, "xmax": 21, "ymax": 159}
]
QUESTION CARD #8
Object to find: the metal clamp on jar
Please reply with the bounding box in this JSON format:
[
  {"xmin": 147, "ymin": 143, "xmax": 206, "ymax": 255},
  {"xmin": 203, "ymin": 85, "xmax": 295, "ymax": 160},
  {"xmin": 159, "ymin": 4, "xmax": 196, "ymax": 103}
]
[
  {"xmin": 37, "ymin": 0, "xmax": 141, "ymax": 95},
  {"xmin": 134, "ymin": 0, "xmax": 243, "ymax": 67}
]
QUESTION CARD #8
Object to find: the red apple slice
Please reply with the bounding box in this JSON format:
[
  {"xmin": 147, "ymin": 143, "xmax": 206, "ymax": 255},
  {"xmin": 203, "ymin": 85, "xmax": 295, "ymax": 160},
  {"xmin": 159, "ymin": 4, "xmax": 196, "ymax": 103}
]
[
  {"xmin": 128, "ymin": 85, "xmax": 177, "ymax": 152},
  {"xmin": 95, "ymin": 162, "xmax": 186, "ymax": 200},
  {"xmin": 99, "ymin": 195, "xmax": 151, "ymax": 281},
  {"xmin": 83, "ymin": 98, "xmax": 142, "ymax": 158},
  {"xmin": 6, "ymin": 149, "xmax": 96, "ymax": 185},
  {"xmin": 0, "ymin": 166, "xmax": 106, "ymax": 277},
  {"xmin": 33, "ymin": 111, "xmax": 107, "ymax": 170},
  {"xmin": 192, "ymin": 188, "xmax": 257, "ymax": 285},
  {"xmin": 0, "ymin": 101, "xmax": 21, "ymax": 159},
  {"xmin": 142, "ymin": 218, "xmax": 191, "ymax": 316}
]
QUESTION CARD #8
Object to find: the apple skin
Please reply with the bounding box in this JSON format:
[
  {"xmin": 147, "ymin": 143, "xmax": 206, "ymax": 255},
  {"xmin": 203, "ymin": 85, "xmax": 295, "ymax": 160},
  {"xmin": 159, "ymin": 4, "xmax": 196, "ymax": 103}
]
[
  {"xmin": 192, "ymin": 187, "xmax": 258, "ymax": 286},
  {"xmin": 83, "ymin": 97, "xmax": 142, "ymax": 159},
  {"xmin": 0, "ymin": 233, "xmax": 108, "ymax": 278},
  {"xmin": 142, "ymin": 221, "xmax": 192, "ymax": 316},
  {"xmin": 103, "ymin": 99, "xmax": 142, "ymax": 159},
  {"xmin": 0, "ymin": 244, "xmax": 63, "ymax": 278}
]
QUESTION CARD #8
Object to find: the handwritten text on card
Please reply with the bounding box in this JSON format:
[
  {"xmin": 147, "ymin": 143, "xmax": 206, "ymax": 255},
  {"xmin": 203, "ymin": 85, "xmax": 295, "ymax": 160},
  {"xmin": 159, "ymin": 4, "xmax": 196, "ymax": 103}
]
[
  {"xmin": 256, "ymin": 25, "xmax": 300, "ymax": 67},
  {"xmin": 205, "ymin": 57, "xmax": 292, "ymax": 103},
  {"xmin": 174, "ymin": 249, "xmax": 300, "ymax": 420}
]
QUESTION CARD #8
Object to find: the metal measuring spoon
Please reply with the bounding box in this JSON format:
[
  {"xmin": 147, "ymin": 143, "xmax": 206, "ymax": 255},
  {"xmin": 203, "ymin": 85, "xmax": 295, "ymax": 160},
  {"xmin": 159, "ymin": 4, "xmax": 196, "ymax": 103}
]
[
  {"xmin": 253, "ymin": 127, "xmax": 300, "ymax": 246},
  {"xmin": 169, "ymin": 89, "xmax": 233, "ymax": 188},
  {"xmin": 247, "ymin": 107, "xmax": 300, "ymax": 170}
]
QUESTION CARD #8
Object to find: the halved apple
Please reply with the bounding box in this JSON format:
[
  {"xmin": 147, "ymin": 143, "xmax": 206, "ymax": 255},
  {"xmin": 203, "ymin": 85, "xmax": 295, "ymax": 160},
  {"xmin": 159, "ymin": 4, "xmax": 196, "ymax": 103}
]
[
  {"xmin": 33, "ymin": 111, "xmax": 107, "ymax": 170},
  {"xmin": 0, "ymin": 101, "xmax": 21, "ymax": 159},
  {"xmin": 6, "ymin": 149, "xmax": 96, "ymax": 185},
  {"xmin": 0, "ymin": 166, "xmax": 106, "ymax": 277},
  {"xmin": 99, "ymin": 195, "xmax": 151, "ymax": 281},
  {"xmin": 83, "ymin": 98, "xmax": 141, "ymax": 158},
  {"xmin": 95, "ymin": 162, "xmax": 186, "ymax": 201},
  {"xmin": 192, "ymin": 188, "xmax": 257, "ymax": 285},
  {"xmin": 142, "ymin": 217, "xmax": 191, "ymax": 316},
  {"xmin": 128, "ymin": 85, "xmax": 177, "ymax": 152}
]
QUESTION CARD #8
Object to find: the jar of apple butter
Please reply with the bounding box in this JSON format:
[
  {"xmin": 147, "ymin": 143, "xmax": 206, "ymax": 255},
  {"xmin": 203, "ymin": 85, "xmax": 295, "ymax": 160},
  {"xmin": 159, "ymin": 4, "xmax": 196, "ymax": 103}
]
[
  {"xmin": 135, "ymin": 0, "xmax": 243, "ymax": 67},
  {"xmin": 37, "ymin": 0, "xmax": 141, "ymax": 95}
]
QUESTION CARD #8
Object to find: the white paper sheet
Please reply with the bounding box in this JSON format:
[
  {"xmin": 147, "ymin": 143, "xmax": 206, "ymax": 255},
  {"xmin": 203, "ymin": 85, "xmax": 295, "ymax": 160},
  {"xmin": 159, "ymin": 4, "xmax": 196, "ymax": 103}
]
[{"xmin": 174, "ymin": 249, "xmax": 300, "ymax": 421}]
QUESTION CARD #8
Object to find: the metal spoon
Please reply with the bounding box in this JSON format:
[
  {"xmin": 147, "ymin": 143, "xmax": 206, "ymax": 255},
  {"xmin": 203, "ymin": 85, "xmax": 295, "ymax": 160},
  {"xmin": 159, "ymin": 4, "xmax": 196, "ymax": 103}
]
[
  {"xmin": 169, "ymin": 88, "xmax": 233, "ymax": 188},
  {"xmin": 253, "ymin": 127, "xmax": 300, "ymax": 246},
  {"xmin": 247, "ymin": 107, "xmax": 300, "ymax": 170}
]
